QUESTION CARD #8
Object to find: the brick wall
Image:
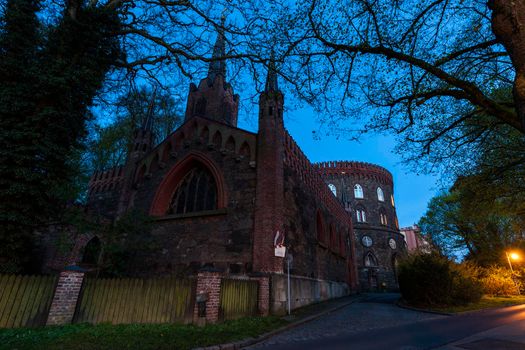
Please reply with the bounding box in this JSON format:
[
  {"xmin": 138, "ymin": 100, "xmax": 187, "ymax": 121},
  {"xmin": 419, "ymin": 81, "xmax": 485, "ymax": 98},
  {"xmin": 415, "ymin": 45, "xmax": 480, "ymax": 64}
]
[
  {"xmin": 46, "ymin": 269, "xmax": 85, "ymax": 325},
  {"xmin": 193, "ymin": 271, "xmax": 222, "ymax": 324}
]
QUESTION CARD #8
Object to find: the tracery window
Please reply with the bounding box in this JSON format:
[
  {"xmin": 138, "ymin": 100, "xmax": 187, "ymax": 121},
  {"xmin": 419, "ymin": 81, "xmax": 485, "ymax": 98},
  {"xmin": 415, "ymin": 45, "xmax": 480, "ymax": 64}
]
[
  {"xmin": 354, "ymin": 184, "xmax": 364, "ymax": 199},
  {"xmin": 377, "ymin": 187, "xmax": 384, "ymax": 202},
  {"xmin": 167, "ymin": 165, "xmax": 217, "ymax": 214}
]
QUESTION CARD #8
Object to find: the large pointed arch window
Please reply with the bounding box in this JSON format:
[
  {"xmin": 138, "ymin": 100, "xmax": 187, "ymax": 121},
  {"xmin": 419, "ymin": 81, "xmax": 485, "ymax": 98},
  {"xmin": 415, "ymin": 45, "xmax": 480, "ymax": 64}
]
[{"xmin": 168, "ymin": 165, "xmax": 217, "ymax": 214}]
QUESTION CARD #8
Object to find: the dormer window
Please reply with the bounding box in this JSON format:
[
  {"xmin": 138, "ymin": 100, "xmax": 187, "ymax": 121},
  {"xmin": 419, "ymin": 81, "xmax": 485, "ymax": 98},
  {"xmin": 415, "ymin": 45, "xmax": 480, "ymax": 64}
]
[{"xmin": 354, "ymin": 184, "xmax": 364, "ymax": 199}]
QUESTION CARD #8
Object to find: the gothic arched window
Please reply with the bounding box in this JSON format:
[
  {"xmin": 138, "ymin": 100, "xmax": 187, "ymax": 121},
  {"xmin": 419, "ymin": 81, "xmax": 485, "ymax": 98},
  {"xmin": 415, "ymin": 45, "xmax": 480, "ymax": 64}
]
[
  {"xmin": 379, "ymin": 208, "xmax": 388, "ymax": 226},
  {"xmin": 364, "ymin": 252, "xmax": 378, "ymax": 267},
  {"xmin": 328, "ymin": 183, "xmax": 337, "ymax": 196},
  {"xmin": 167, "ymin": 165, "xmax": 217, "ymax": 214},
  {"xmin": 377, "ymin": 187, "xmax": 384, "ymax": 202},
  {"xmin": 356, "ymin": 207, "xmax": 367, "ymax": 223},
  {"xmin": 354, "ymin": 184, "xmax": 364, "ymax": 199}
]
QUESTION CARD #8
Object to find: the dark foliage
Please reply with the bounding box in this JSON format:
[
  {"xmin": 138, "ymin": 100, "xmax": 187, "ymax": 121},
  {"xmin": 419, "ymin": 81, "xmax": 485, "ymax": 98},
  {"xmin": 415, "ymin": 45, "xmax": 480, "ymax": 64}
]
[
  {"xmin": 0, "ymin": 0, "xmax": 122, "ymax": 271},
  {"xmin": 398, "ymin": 253, "xmax": 483, "ymax": 306}
]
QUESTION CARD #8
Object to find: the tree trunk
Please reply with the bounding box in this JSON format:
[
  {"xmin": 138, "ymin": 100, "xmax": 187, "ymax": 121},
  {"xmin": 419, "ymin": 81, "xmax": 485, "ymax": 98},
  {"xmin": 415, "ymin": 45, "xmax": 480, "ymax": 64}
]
[{"xmin": 489, "ymin": 0, "xmax": 525, "ymax": 129}]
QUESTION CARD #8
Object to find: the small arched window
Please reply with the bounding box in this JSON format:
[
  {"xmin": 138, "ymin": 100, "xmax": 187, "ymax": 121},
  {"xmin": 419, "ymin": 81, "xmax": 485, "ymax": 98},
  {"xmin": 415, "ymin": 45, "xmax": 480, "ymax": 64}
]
[
  {"xmin": 391, "ymin": 194, "xmax": 395, "ymax": 207},
  {"xmin": 364, "ymin": 252, "xmax": 378, "ymax": 267},
  {"xmin": 328, "ymin": 183, "xmax": 337, "ymax": 197},
  {"xmin": 168, "ymin": 165, "xmax": 217, "ymax": 214},
  {"xmin": 81, "ymin": 237, "xmax": 101, "ymax": 266},
  {"xmin": 380, "ymin": 213, "xmax": 388, "ymax": 226},
  {"xmin": 377, "ymin": 187, "xmax": 384, "ymax": 202},
  {"xmin": 356, "ymin": 208, "xmax": 367, "ymax": 223},
  {"xmin": 354, "ymin": 184, "xmax": 364, "ymax": 199}
]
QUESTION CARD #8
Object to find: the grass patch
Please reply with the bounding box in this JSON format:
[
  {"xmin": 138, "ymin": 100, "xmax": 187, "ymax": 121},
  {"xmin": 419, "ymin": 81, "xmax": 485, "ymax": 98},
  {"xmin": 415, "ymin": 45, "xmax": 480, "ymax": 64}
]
[
  {"xmin": 0, "ymin": 316, "xmax": 287, "ymax": 350},
  {"xmin": 421, "ymin": 295, "xmax": 525, "ymax": 314}
]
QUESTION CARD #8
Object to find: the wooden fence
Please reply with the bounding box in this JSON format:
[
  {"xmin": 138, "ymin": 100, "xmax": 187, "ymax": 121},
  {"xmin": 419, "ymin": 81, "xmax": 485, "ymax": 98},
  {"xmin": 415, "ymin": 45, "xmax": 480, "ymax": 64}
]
[
  {"xmin": 219, "ymin": 278, "xmax": 259, "ymax": 320},
  {"xmin": 0, "ymin": 274, "xmax": 57, "ymax": 328},
  {"xmin": 73, "ymin": 276, "xmax": 196, "ymax": 324}
]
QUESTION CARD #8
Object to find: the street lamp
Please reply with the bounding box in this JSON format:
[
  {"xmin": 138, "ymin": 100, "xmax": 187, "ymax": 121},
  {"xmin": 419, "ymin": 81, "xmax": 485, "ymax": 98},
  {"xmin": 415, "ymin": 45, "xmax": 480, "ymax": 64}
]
[
  {"xmin": 505, "ymin": 251, "xmax": 522, "ymax": 295},
  {"xmin": 505, "ymin": 251, "xmax": 521, "ymax": 273}
]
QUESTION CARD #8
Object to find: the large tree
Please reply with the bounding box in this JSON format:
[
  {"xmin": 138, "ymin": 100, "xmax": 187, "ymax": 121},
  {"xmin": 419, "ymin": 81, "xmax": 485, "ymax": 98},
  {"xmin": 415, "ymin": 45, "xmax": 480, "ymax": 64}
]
[{"xmin": 265, "ymin": 0, "xmax": 525, "ymax": 173}]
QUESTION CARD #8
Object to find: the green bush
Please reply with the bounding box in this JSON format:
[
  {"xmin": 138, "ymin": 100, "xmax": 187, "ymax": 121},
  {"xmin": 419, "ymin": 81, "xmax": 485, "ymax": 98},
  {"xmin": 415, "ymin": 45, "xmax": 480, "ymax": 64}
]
[
  {"xmin": 480, "ymin": 266, "xmax": 520, "ymax": 296},
  {"xmin": 398, "ymin": 253, "xmax": 483, "ymax": 306}
]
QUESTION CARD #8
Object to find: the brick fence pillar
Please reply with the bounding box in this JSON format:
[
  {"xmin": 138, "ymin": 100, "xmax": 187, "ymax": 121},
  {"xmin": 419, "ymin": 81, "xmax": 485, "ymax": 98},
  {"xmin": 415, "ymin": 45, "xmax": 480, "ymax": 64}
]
[
  {"xmin": 46, "ymin": 267, "xmax": 85, "ymax": 326},
  {"xmin": 254, "ymin": 276, "xmax": 270, "ymax": 316},
  {"xmin": 193, "ymin": 270, "xmax": 222, "ymax": 324}
]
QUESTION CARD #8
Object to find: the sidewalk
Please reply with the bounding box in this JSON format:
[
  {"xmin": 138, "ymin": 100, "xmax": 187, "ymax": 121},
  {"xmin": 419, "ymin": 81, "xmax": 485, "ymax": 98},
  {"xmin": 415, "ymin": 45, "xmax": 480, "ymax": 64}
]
[
  {"xmin": 436, "ymin": 320, "xmax": 525, "ymax": 349},
  {"xmin": 193, "ymin": 294, "xmax": 364, "ymax": 350}
]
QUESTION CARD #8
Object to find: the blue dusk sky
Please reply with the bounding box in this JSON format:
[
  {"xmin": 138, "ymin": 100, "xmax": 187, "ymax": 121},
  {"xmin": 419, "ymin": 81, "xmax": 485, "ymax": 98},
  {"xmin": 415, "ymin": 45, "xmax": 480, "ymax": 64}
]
[{"xmin": 238, "ymin": 106, "xmax": 440, "ymax": 228}]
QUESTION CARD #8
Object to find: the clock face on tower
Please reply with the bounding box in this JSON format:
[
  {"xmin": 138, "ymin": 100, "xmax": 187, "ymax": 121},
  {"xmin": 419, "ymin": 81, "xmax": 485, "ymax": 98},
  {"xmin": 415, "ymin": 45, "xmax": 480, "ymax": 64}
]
[
  {"xmin": 389, "ymin": 238, "xmax": 397, "ymax": 249},
  {"xmin": 362, "ymin": 235, "xmax": 373, "ymax": 247}
]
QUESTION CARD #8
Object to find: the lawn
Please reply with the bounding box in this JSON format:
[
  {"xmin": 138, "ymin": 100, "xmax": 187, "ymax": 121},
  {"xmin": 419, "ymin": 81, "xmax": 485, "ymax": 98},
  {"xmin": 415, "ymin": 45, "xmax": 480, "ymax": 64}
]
[
  {"xmin": 429, "ymin": 295, "xmax": 525, "ymax": 314},
  {"xmin": 0, "ymin": 316, "xmax": 288, "ymax": 350}
]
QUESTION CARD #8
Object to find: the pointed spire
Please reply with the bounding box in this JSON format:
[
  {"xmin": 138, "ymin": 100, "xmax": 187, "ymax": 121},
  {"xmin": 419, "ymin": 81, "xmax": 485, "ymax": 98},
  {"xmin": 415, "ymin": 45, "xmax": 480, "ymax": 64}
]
[
  {"xmin": 264, "ymin": 55, "xmax": 279, "ymax": 92},
  {"xmin": 208, "ymin": 15, "xmax": 227, "ymax": 81},
  {"xmin": 143, "ymin": 86, "xmax": 157, "ymax": 131}
]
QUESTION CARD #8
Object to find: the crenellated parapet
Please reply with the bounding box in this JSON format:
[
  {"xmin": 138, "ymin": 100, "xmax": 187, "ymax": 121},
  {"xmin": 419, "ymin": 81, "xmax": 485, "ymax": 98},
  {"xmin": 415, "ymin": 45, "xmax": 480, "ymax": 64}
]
[
  {"xmin": 283, "ymin": 130, "xmax": 352, "ymax": 226},
  {"xmin": 314, "ymin": 161, "xmax": 393, "ymax": 187},
  {"xmin": 88, "ymin": 166, "xmax": 125, "ymax": 194}
]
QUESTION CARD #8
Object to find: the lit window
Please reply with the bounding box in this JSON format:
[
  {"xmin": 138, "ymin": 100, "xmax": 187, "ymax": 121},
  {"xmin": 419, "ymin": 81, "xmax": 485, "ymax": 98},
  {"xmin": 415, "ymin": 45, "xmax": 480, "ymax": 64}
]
[
  {"xmin": 168, "ymin": 165, "xmax": 217, "ymax": 214},
  {"xmin": 377, "ymin": 187, "xmax": 384, "ymax": 202},
  {"xmin": 354, "ymin": 184, "xmax": 364, "ymax": 199},
  {"xmin": 380, "ymin": 213, "xmax": 388, "ymax": 226},
  {"xmin": 356, "ymin": 209, "xmax": 367, "ymax": 223},
  {"xmin": 328, "ymin": 183, "xmax": 337, "ymax": 196}
]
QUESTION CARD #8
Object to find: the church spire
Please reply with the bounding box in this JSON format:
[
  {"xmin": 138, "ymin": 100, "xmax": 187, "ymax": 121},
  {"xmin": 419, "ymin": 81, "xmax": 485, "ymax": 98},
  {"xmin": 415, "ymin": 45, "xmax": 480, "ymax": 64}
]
[
  {"xmin": 143, "ymin": 86, "xmax": 157, "ymax": 132},
  {"xmin": 264, "ymin": 56, "xmax": 279, "ymax": 92},
  {"xmin": 208, "ymin": 16, "xmax": 226, "ymax": 81}
]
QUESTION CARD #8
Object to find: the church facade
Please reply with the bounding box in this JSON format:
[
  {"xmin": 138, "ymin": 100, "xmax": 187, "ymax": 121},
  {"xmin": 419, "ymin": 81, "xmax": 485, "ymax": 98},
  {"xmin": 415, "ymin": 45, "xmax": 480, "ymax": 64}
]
[{"xmin": 44, "ymin": 30, "xmax": 405, "ymax": 297}]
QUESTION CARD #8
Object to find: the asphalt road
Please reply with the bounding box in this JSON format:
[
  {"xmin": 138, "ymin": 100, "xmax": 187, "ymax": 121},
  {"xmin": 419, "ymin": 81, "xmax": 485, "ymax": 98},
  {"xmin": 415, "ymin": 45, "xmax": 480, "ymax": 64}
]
[{"xmin": 246, "ymin": 294, "xmax": 525, "ymax": 350}]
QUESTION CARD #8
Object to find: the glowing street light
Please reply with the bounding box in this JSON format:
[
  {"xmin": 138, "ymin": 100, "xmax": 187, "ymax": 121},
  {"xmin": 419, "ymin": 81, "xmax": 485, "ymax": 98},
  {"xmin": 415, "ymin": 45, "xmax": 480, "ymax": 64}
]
[{"xmin": 505, "ymin": 251, "xmax": 521, "ymax": 273}]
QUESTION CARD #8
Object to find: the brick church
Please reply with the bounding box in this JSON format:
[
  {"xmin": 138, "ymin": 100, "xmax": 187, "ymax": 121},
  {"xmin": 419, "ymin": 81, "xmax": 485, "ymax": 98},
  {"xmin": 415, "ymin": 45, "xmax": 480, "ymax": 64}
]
[{"xmin": 47, "ymin": 28, "xmax": 406, "ymax": 293}]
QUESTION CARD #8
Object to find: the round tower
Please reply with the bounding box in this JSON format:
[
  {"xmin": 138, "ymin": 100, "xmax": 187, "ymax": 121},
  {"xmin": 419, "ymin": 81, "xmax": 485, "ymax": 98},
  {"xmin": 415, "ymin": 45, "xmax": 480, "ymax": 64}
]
[{"xmin": 315, "ymin": 161, "xmax": 406, "ymax": 291}]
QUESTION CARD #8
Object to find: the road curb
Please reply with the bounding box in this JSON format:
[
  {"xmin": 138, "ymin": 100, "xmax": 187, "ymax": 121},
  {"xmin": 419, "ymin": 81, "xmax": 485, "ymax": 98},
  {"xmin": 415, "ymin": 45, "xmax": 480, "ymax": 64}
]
[
  {"xmin": 396, "ymin": 300, "xmax": 454, "ymax": 316},
  {"xmin": 192, "ymin": 295, "xmax": 365, "ymax": 350}
]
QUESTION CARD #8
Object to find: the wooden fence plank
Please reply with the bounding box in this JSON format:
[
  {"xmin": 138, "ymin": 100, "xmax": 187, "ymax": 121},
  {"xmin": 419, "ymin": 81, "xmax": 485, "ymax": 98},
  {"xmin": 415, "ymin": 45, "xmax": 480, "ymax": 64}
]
[
  {"xmin": 13, "ymin": 275, "xmax": 37, "ymax": 328},
  {"xmin": 0, "ymin": 275, "xmax": 22, "ymax": 327}
]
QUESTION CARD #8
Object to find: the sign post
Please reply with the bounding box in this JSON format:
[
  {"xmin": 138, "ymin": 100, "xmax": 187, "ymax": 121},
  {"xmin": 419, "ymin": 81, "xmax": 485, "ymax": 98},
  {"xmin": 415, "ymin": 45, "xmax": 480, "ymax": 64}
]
[{"xmin": 286, "ymin": 252, "xmax": 293, "ymax": 315}]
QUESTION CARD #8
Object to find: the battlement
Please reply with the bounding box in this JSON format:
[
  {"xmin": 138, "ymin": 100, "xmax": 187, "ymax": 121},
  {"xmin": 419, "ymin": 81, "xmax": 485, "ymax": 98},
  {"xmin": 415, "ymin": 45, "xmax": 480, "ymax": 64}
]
[
  {"xmin": 283, "ymin": 131, "xmax": 352, "ymax": 226},
  {"xmin": 88, "ymin": 166, "xmax": 124, "ymax": 193},
  {"xmin": 314, "ymin": 161, "xmax": 393, "ymax": 186}
]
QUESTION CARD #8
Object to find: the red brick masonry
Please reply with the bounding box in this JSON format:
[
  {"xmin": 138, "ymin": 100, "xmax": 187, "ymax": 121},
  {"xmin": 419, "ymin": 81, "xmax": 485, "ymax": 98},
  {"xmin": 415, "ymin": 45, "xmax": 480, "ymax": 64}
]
[{"xmin": 46, "ymin": 270, "xmax": 85, "ymax": 326}]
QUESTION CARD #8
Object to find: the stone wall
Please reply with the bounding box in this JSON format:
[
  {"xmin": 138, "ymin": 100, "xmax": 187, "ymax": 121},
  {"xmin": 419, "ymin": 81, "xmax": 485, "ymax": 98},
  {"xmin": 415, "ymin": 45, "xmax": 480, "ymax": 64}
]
[
  {"xmin": 270, "ymin": 274, "xmax": 349, "ymax": 315},
  {"xmin": 316, "ymin": 161, "xmax": 407, "ymax": 291}
]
